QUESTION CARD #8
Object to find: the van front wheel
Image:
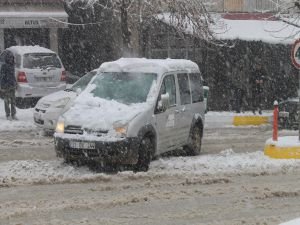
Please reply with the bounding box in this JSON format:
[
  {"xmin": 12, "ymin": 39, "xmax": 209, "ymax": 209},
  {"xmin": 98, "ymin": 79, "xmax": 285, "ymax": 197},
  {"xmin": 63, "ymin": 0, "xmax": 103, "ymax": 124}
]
[
  {"xmin": 134, "ymin": 137, "xmax": 153, "ymax": 172},
  {"xmin": 187, "ymin": 126, "xmax": 202, "ymax": 156}
]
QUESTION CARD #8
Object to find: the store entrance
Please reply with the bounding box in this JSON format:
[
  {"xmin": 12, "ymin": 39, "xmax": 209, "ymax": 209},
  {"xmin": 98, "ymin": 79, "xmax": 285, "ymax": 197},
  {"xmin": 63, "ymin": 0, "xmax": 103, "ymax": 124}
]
[{"xmin": 4, "ymin": 28, "xmax": 50, "ymax": 48}]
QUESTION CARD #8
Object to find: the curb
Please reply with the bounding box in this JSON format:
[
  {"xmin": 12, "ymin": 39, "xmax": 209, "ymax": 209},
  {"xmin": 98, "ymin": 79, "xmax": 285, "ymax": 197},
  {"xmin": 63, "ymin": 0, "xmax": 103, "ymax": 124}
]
[
  {"xmin": 264, "ymin": 144, "xmax": 300, "ymax": 159},
  {"xmin": 233, "ymin": 116, "xmax": 270, "ymax": 126}
]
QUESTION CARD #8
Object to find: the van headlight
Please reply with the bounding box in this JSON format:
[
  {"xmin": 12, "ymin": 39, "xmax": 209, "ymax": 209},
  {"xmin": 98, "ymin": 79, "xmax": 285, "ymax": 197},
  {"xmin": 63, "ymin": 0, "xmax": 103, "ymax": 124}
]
[
  {"xmin": 56, "ymin": 119, "xmax": 65, "ymax": 133},
  {"xmin": 113, "ymin": 122, "xmax": 128, "ymax": 137},
  {"xmin": 53, "ymin": 98, "xmax": 70, "ymax": 108}
]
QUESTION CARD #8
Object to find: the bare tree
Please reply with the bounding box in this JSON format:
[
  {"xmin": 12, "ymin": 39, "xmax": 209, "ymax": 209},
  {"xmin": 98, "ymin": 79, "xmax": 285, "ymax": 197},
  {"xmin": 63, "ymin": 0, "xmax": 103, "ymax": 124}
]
[
  {"xmin": 273, "ymin": 0, "xmax": 300, "ymax": 28},
  {"xmin": 64, "ymin": 0, "xmax": 216, "ymax": 55}
]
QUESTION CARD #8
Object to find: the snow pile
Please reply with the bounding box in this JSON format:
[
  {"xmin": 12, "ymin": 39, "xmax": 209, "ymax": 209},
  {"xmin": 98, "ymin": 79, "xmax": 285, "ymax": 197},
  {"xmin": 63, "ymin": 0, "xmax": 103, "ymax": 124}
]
[
  {"xmin": 0, "ymin": 99, "xmax": 36, "ymax": 131},
  {"xmin": 1, "ymin": 150, "xmax": 300, "ymax": 187},
  {"xmin": 151, "ymin": 149, "xmax": 300, "ymax": 175},
  {"xmin": 0, "ymin": 159, "xmax": 110, "ymax": 186}
]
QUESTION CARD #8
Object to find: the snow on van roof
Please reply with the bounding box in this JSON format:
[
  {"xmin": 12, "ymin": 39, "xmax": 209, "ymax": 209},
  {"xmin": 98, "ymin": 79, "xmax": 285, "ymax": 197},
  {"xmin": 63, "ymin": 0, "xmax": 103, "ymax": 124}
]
[
  {"xmin": 99, "ymin": 58, "xmax": 200, "ymax": 75},
  {"xmin": 7, "ymin": 46, "xmax": 55, "ymax": 55}
]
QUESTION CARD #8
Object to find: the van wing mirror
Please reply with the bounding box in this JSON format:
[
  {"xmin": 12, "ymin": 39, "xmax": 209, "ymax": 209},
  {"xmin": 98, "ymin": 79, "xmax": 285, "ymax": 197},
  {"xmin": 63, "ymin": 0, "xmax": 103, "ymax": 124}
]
[{"xmin": 157, "ymin": 93, "xmax": 170, "ymax": 112}]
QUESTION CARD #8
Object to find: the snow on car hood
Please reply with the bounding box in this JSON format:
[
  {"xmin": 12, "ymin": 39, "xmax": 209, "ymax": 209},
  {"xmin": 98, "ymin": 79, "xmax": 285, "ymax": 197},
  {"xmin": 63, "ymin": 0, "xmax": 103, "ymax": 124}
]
[
  {"xmin": 61, "ymin": 89, "xmax": 152, "ymax": 132},
  {"xmin": 38, "ymin": 90, "xmax": 76, "ymax": 104}
]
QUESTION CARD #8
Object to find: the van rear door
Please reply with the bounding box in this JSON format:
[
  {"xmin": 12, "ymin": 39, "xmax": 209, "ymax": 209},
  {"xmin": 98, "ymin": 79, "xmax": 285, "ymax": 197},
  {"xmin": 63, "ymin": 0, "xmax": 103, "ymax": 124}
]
[{"xmin": 21, "ymin": 53, "xmax": 64, "ymax": 87}]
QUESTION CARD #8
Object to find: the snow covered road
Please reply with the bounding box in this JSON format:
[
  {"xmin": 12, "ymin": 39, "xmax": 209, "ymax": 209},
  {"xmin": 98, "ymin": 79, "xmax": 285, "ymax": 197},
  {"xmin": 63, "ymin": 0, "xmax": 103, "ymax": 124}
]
[{"xmin": 1, "ymin": 103, "xmax": 300, "ymax": 224}]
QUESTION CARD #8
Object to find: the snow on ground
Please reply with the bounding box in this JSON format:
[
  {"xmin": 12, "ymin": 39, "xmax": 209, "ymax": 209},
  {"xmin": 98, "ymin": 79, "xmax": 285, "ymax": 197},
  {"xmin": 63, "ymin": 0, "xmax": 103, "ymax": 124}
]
[
  {"xmin": 267, "ymin": 136, "xmax": 300, "ymax": 147},
  {"xmin": 1, "ymin": 149, "xmax": 300, "ymax": 187},
  {"xmin": 0, "ymin": 99, "xmax": 36, "ymax": 131},
  {"xmin": 280, "ymin": 218, "xmax": 300, "ymax": 225}
]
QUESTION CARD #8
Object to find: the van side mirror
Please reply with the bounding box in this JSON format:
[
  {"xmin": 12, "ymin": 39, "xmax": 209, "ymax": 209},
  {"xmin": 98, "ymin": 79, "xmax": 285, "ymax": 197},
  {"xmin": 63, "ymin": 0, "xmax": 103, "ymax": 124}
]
[{"xmin": 157, "ymin": 93, "xmax": 170, "ymax": 112}]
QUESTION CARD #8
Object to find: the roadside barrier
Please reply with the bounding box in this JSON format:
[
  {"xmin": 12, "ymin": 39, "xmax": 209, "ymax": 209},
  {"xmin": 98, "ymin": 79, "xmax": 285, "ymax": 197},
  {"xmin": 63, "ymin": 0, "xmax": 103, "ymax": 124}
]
[
  {"xmin": 233, "ymin": 115, "xmax": 270, "ymax": 126},
  {"xmin": 264, "ymin": 101, "xmax": 300, "ymax": 159}
]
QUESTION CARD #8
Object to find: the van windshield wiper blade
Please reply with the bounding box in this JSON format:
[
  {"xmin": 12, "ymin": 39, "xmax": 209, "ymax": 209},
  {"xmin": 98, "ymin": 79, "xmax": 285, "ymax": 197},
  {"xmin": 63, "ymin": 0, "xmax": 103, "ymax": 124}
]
[{"xmin": 64, "ymin": 88, "xmax": 75, "ymax": 92}]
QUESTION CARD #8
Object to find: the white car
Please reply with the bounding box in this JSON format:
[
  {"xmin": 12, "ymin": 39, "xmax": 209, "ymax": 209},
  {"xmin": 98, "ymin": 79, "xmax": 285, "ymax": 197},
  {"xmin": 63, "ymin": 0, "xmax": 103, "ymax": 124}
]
[
  {"xmin": 34, "ymin": 70, "xmax": 97, "ymax": 132},
  {"xmin": 0, "ymin": 45, "xmax": 66, "ymax": 108}
]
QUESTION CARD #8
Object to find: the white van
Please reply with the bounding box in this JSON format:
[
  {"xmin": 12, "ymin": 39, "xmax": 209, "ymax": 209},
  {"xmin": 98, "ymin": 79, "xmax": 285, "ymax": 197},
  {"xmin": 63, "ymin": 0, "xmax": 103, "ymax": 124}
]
[
  {"xmin": 54, "ymin": 58, "xmax": 205, "ymax": 171},
  {"xmin": 0, "ymin": 46, "xmax": 66, "ymax": 108}
]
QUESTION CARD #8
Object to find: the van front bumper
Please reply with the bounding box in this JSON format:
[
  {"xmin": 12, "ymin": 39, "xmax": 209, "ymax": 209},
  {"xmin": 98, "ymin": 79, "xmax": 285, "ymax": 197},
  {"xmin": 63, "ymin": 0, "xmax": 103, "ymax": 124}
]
[{"xmin": 54, "ymin": 135, "xmax": 140, "ymax": 165}]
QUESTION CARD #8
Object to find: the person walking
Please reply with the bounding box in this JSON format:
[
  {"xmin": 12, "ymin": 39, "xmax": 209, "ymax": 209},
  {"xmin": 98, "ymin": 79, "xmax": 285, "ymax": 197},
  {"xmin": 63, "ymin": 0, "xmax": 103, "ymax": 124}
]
[
  {"xmin": 0, "ymin": 51, "xmax": 17, "ymax": 120},
  {"xmin": 231, "ymin": 66, "xmax": 248, "ymax": 113},
  {"xmin": 250, "ymin": 63, "xmax": 265, "ymax": 115}
]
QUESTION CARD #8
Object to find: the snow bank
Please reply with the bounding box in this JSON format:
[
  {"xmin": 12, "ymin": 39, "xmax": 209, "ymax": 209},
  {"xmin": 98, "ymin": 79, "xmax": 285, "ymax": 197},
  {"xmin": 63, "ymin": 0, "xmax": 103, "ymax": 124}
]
[
  {"xmin": 151, "ymin": 149, "xmax": 300, "ymax": 175},
  {"xmin": 0, "ymin": 99, "xmax": 36, "ymax": 132},
  {"xmin": 1, "ymin": 150, "xmax": 300, "ymax": 187}
]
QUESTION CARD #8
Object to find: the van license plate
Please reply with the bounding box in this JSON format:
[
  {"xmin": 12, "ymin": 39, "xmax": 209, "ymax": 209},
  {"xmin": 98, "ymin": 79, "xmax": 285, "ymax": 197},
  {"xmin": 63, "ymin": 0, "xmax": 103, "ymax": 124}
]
[{"xmin": 69, "ymin": 141, "xmax": 95, "ymax": 149}]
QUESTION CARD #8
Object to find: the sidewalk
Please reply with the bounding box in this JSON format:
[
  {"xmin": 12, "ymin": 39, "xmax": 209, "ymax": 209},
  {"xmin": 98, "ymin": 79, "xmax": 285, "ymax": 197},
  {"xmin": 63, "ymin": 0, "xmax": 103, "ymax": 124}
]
[{"xmin": 205, "ymin": 111, "xmax": 273, "ymax": 128}]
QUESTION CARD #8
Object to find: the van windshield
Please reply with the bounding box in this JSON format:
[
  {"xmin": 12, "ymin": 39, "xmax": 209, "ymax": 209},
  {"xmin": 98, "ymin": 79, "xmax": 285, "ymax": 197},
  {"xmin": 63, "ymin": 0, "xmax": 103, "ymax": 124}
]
[
  {"xmin": 90, "ymin": 72, "xmax": 157, "ymax": 105},
  {"xmin": 23, "ymin": 53, "xmax": 62, "ymax": 69}
]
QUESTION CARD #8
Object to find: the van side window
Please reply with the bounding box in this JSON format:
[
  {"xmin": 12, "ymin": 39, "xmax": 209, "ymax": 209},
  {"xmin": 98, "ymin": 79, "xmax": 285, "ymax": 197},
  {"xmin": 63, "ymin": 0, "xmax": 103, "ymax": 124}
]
[
  {"xmin": 178, "ymin": 73, "xmax": 191, "ymax": 105},
  {"xmin": 160, "ymin": 75, "xmax": 176, "ymax": 106},
  {"xmin": 190, "ymin": 73, "xmax": 204, "ymax": 103}
]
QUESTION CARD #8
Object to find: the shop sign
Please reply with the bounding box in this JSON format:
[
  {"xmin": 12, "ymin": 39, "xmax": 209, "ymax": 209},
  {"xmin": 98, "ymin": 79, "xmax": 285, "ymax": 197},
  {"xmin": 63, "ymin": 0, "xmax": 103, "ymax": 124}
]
[{"xmin": 0, "ymin": 17, "xmax": 67, "ymax": 28}]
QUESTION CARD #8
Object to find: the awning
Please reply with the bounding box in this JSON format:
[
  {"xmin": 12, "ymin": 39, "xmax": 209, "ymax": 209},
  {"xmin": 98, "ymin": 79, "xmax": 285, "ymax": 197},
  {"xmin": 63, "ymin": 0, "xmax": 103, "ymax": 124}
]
[{"xmin": 0, "ymin": 5, "xmax": 68, "ymax": 29}]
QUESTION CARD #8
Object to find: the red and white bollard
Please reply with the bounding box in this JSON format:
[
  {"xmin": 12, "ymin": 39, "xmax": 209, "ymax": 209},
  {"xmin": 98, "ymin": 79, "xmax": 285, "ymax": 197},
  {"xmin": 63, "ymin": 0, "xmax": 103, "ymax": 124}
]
[{"xmin": 273, "ymin": 100, "xmax": 279, "ymax": 141}]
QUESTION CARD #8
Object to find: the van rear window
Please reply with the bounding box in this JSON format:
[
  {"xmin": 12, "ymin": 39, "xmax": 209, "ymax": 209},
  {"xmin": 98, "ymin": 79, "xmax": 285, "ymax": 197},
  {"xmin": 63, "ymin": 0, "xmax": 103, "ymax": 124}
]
[{"xmin": 23, "ymin": 53, "xmax": 61, "ymax": 69}]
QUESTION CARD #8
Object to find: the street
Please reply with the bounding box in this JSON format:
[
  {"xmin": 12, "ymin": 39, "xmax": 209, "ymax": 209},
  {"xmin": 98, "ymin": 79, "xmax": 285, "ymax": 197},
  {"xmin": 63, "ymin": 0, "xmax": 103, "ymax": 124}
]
[{"xmin": 1, "ymin": 124, "xmax": 300, "ymax": 225}]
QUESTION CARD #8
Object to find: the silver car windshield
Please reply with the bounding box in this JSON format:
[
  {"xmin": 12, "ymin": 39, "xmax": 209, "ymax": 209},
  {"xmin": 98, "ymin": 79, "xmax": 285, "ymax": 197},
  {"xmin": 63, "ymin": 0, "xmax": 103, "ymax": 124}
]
[
  {"xmin": 23, "ymin": 53, "xmax": 61, "ymax": 69},
  {"xmin": 90, "ymin": 72, "xmax": 157, "ymax": 105},
  {"xmin": 69, "ymin": 71, "xmax": 97, "ymax": 92}
]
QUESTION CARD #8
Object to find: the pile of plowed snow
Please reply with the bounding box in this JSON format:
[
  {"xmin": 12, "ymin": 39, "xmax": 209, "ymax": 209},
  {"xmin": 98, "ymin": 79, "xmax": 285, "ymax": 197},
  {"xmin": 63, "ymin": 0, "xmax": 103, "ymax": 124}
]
[{"xmin": 1, "ymin": 150, "xmax": 300, "ymax": 187}]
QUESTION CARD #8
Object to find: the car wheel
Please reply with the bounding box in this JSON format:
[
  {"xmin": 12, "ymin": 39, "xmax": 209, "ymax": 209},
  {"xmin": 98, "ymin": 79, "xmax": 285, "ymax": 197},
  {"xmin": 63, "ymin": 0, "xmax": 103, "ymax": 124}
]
[
  {"xmin": 134, "ymin": 137, "xmax": 153, "ymax": 172},
  {"xmin": 187, "ymin": 126, "xmax": 202, "ymax": 156}
]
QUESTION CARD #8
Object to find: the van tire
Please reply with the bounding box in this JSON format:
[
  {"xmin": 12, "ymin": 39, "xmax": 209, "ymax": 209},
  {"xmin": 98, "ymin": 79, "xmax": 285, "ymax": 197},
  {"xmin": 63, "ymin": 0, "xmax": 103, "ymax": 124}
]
[
  {"xmin": 134, "ymin": 137, "xmax": 153, "ymax": 172},
  {"xmin": 187, "ymin": 126, "xmax": 202, "ymax": 156}
]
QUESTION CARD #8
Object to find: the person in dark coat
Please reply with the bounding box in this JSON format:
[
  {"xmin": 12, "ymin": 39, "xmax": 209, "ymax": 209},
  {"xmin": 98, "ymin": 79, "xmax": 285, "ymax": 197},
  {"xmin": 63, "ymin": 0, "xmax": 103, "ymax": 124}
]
[
  {"xmin": 0, "ymin": 51, "xmax": 17, "ymax": 120},
  {"xmin": 250, "ymin": 63, "xmax": 265, "ymax": 115}
]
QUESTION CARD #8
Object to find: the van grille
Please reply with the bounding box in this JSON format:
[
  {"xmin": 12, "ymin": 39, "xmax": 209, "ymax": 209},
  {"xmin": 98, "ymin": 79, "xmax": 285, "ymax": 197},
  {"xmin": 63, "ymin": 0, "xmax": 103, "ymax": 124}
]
[
  {"xmin": 64, "ymin": 125, "xmax": 108, "ymax": 136},
  {"xmin": 64, "ymin": 126, "xmax": 83, "ymax": 135}
]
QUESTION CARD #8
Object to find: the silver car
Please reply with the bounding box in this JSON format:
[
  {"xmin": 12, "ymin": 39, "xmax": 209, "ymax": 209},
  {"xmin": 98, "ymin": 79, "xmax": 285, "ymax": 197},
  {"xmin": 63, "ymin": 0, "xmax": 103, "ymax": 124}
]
[
  {"xmin": 54, "ymin": 58, "xmax": 205, "ymax": 171},
  {"xmin": 0, "ymin": 46, "xmax": 66, "ymax": 108},
  {"xmin": 34, "ymin": 70, "xmax": 98, "ymax": 132}
]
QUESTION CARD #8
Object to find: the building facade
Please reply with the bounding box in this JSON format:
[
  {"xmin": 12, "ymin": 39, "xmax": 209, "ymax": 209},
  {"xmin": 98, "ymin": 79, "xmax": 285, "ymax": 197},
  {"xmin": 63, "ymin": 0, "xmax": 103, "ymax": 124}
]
[
  {"xmin": 205, "ymin": 0, "xmax": 281, "ymax": 12},
  {"xmin": 0, "ymin": 0, "xmax": 68, "ymax": 53}
]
